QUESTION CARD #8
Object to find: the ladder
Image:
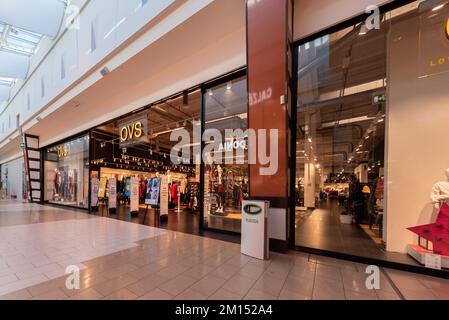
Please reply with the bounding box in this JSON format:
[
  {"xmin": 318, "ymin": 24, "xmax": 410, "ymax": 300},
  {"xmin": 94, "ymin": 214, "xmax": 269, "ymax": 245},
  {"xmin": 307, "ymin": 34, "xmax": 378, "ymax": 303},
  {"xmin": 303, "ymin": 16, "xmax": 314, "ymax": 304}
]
[{"xmin": 23, "ymin": 134, "xmax": 41, "ymax": 203}]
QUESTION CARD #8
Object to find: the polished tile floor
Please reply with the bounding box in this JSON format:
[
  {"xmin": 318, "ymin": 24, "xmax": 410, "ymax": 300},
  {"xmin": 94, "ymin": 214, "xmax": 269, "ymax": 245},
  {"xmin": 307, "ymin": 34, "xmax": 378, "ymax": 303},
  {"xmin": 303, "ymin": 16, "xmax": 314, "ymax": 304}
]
[
  {"xmin": 295, "ymin": 200, "xmax": 421, "ymax": 267},
  {"xmin": 0, "ymin": 202, "xmax": 448, "ymax": 300}
]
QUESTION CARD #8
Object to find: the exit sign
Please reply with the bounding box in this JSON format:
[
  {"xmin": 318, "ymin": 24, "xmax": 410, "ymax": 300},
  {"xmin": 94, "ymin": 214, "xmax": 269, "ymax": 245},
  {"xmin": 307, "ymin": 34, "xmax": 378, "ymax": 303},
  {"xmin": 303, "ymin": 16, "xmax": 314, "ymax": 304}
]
[
  {"xmin": 20, "ymin": 142, "xmax": 25, "ymax": 149},
  {"xmin": 374, "ymin": 94, "xmax": 386, "ymax": 104}
]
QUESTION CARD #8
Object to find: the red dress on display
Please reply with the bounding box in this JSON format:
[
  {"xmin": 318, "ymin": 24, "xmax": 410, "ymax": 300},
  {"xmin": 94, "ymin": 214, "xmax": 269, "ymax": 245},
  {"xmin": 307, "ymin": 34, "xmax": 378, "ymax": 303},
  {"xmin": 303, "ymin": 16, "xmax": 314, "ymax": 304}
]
[{"xmin": 171, "ymin": 183, "xmax": 179, "ymax": 205}]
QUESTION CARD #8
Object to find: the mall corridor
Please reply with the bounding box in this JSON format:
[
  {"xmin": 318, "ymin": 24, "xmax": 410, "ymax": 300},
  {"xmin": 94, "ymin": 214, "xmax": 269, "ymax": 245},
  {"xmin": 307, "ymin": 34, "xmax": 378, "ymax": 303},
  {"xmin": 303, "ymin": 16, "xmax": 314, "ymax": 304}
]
[{"xmin": 0, "ymin": 201, "xmax": 447, "ymax": 301}]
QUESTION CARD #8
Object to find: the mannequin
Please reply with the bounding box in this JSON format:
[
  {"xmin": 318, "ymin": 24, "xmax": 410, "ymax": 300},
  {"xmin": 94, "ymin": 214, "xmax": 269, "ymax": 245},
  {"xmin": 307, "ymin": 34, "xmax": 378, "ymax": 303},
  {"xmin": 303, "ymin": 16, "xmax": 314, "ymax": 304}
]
[
  {"xmin": 431, "ymin": 168, "xmax": 449, "ymax": 209},
  {"xmin": 167, "ymin": 170, "xmax": 172, "ymax": 185},
  {"xmin": 217, "ymin": 165, "xmax": 223, "ymax": 185}
]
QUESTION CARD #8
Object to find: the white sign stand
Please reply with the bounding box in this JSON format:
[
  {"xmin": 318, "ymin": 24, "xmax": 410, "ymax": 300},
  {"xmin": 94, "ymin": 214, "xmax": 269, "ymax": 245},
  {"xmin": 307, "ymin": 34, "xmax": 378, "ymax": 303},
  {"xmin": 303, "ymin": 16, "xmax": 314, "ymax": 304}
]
[
  {"xmin": 91, "ymin": 178, "xmax": 99, "ymax": 210},
  {"xmin": 241, "ymin": 200, "xmax": 270, "ymax": 260},
  {"xmin": 130, "ymin": 177, "xmax": 139, "ymax": 216},
  {"xmin": 108, "ymin": 178, "xmax": 117, "ymax": 213},
  {"xmin": 160, "ymin": 175, "xmax": 169, "ymax": 217}
]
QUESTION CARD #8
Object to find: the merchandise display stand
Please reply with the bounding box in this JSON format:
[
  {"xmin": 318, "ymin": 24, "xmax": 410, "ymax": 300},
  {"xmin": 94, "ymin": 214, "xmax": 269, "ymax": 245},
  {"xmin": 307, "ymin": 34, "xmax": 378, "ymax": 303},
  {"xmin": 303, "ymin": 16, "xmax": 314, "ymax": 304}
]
[{"xmin": 407, "ymin": 244, "xmax": 449, "ymax": 269}]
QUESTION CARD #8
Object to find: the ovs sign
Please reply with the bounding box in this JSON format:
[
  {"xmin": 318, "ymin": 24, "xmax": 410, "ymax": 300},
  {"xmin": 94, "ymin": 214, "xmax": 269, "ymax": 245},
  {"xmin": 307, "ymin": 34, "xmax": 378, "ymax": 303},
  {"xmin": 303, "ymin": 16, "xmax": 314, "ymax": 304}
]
[{"xmin": 119, "ymin": 117, "xmax": 147, "ymax": 146}]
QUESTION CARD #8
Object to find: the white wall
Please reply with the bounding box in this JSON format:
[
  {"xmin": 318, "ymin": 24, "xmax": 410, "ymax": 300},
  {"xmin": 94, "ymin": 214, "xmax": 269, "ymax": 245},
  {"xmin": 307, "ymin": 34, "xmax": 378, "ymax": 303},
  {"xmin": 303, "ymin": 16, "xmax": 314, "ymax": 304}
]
[
  {"xmin": 294, "ymin": 0, "xmax": 391, "ymax": 40},
  {"xmin": 386, "ymin": 11, "xmax": 449, "ymax": 253}
]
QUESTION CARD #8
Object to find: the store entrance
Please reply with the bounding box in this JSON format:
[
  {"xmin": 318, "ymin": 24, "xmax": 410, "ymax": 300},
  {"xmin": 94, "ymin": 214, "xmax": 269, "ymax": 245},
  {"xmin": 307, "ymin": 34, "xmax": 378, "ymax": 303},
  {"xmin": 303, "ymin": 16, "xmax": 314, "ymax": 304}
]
[
  {"xmin": 294, "ymin": 15, "xmax": 388, "ymax": 260},
  {"xmin": 90, "ymin": 90, "xmax": 201, "ymax": 234}
]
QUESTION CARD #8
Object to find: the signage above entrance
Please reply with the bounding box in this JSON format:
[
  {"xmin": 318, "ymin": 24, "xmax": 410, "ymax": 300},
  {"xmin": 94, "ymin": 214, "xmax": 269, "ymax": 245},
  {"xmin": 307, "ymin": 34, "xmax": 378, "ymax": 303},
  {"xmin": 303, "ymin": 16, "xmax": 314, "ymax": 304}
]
[{"xmin": 119, "ymin": 116, "xmax": 147, "ymax": 147}]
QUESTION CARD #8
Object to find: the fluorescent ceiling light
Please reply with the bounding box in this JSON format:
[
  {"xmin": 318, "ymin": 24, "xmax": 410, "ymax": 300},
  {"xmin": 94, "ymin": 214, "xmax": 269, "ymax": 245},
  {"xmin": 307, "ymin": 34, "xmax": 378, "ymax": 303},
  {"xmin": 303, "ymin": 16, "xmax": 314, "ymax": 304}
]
[
  {"xmin": 321, "ymin": 116, "xmax": 376, "ymax": 128},
  {"xmin": 152, "ymin": 127, "xmax": 185, "ymax": 138}
]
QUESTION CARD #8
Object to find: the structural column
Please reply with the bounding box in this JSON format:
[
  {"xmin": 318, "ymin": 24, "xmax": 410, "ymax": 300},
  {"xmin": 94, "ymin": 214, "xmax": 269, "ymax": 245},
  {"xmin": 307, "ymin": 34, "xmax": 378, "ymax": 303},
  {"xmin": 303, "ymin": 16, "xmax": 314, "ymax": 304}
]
[{"xmin": 246, "ymin": 0, "xmax": 292, "ymax": 251}]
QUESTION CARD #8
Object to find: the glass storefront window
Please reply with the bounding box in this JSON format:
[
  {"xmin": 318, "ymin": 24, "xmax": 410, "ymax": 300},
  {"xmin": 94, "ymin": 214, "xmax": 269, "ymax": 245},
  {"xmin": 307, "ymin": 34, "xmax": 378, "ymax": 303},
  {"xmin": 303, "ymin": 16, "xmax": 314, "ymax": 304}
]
[
  {"xmin": 90, "ymin": 90, "xmax": 201, "ymax": 222},
  {"xmin": 295, "ymin": 15, "xmax": 387, "ymax": 258},
  {"xmin": 294, "ymin": 0, "xmax": 449, "ymax": 272},
  {"xmin": 44, "ymin": 135, "xmax": 90, "ymax": 208},
  {"xmin": 203, "ymin": 76, "xmax": 248, "ymax": 233}
]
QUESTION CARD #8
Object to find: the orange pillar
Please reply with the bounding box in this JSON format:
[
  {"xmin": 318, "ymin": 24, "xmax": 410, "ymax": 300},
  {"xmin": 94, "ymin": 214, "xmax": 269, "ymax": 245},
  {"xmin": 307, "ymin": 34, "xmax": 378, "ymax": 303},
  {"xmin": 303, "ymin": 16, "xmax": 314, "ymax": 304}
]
[{"xmin": 247, "ymin": 0, "xmax": 292, "ymax": 251}]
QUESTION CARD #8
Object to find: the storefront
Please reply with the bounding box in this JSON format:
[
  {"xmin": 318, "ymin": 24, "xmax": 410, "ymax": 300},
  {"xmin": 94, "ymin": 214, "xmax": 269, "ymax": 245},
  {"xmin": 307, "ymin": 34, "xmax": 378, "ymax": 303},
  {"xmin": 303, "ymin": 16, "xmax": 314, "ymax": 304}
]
[
  {"xmin": 43, "ymin": 134, "xmax": 90, "ymax": 209},
  {"xmin": 292, "ymin": 0, "xmax": 449, "ymax": 274},
  {"xmin": 39, "ymin": 69, "xmax": 248, "ymax": 235},
  {"xmin": 0, "ymin": 157, "xmax": 25, "ymax": 200}
]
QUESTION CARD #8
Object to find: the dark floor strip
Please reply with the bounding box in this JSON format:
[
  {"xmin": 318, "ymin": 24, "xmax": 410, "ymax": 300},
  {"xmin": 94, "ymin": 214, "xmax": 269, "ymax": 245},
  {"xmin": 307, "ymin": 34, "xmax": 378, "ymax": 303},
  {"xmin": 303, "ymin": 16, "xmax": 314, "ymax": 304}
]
[{"xmin": 381, "ymin": 267, "xmax": 406, "ymax": 300}]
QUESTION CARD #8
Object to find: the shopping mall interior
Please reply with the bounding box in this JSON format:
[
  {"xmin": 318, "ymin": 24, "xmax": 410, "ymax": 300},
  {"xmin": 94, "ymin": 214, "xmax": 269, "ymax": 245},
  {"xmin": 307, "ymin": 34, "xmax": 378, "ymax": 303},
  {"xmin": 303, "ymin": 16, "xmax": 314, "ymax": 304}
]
[{"xmin": 1, "ymin": 0, "xmax": 449, "ymax": 303}]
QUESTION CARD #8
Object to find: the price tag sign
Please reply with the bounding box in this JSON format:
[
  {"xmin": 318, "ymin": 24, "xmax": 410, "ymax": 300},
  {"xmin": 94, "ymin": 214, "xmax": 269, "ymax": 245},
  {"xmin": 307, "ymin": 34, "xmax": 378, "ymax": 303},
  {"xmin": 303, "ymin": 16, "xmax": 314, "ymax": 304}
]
[{"xmin": 425, "ymin": 253, "xmax": 442, "ymax": 270}]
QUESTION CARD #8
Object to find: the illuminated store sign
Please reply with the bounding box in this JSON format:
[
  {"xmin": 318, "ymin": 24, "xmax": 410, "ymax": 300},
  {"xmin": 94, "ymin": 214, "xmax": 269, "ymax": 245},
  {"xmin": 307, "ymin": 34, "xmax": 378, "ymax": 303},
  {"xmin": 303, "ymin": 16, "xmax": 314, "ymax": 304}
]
[
  {"xmin": 422, "ymin": 16, "xmax": 449, "ymax": 75},
  {"xmin": 57, "ymin": 146, "xmax": 68, "ymax": 158},
  {"xmin": 119, "ymin": 116, "xmax": 147, "ymax": 147}
]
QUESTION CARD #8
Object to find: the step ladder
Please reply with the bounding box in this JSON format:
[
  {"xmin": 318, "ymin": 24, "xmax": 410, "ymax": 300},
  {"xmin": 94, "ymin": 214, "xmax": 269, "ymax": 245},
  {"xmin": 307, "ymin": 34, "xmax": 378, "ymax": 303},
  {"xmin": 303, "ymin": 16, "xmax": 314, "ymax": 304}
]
[{"xmin": 23, "ymin": 134, "xmax": 41, "ymax": 203}]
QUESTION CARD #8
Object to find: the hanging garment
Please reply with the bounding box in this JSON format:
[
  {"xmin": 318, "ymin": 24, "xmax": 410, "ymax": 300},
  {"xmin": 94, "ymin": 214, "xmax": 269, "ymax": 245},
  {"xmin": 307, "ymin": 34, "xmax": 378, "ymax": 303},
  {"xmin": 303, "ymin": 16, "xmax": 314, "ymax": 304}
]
[{"xmin": 171, "ymin": 182, "xmax": 179, "ymax": 205}]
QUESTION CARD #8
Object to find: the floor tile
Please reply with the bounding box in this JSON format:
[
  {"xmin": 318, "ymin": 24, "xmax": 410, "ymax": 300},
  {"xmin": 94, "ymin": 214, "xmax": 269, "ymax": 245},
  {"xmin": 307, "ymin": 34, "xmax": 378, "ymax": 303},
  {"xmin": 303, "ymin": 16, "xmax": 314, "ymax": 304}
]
[
  {"xmin": 92, "ymin": 274, "xmax": 138, "ymax": 296},
  {"xmin": 103, "ymin": 288, "xmax": 138, "ymax": 300},
  {"xmin": 32, "ymin": 289, "xmax": 68, "ymax": 300},
  {"xmin": 127, "ymin": 274, "xmax": 170, "ymax": 297},
  {"xmin": 238, "ymin": 264, "xmax": 265, "ymax": 280},
  {"xmin": 376, "ymin": 290, "xmax": 401, "ymax": 300},
  {"xmin": 174, "ymin": 288, "xmax": 208, "ymax": 300},
  {"xmin": 213, "ymin": 264, "xmax": 241, "ymax": 280},
  {"xmin": 0, "ymin": 289, "xmax": 32, "ymax": 300},
  {"xmin": 182, "ymin": 264, "xmax": 215, "ymax": 280},
  {"xmin": 69, "ymin": 288, "xmax": 104, "ymax": 300},
  {"xmin": 222, "ymin": 274, "xmax": 257, "ymax": 296},
  {"xmin": 244, "ymin": 289, "xmax": 278, "ymax": 300},
  {"xmin": 344, "ymin": 290, "xmax": 378, "ymax": 300},
  {"xmin": 159, "ymin": 274, "xmax": 198, "ymax": 296},
  {"xmin": 252, "ymin": 274, "xmax": 285, "ymax": 297},
  {"xmin": 189, "ymin": 275, "xmax": 226, "ymax": 297},
  {"xmin": 138, "ymin": 288, "xmax": 173, "ymax": 300},
  {"xmin": 278, "ymin": 288, "xmax": 311, "ymax": 300},
  {"xmin": 208, "ymin": 288, "xmax": 244, "ymax": 300}
]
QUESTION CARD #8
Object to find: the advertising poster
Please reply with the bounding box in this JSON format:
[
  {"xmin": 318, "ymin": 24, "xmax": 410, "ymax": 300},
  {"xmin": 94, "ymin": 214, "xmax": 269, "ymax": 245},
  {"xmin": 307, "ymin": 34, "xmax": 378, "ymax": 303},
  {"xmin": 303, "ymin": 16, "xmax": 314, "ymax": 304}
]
[
  {"xmin": 91, "ymin": 178, "xmax": 99, "ymax": 206},
  {"xmin": 160, "ymin": 175, "xmax": 169, "ymax": 217},
  {"xmin": 145, "ymin": 178, "xmax": 161, "ymax": 206},
  {"xmin": 108, "ymin": 178, "xmax": 117, "ymax": 209},
  {"xmin": 130, "ymin": 177, "xmax": 139, "ymax": 213},
  {"xmin": 98, "ymin": 177, "xmax": 107, "ymax": 198}
]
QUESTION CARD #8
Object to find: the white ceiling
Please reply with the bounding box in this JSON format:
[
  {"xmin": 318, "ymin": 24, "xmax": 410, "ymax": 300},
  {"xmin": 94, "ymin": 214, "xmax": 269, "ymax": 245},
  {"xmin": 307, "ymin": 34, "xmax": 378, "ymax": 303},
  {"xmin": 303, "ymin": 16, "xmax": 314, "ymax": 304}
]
[{"xmin": 0, "ymin": 0, "xmax": 66, "ymax": 104}]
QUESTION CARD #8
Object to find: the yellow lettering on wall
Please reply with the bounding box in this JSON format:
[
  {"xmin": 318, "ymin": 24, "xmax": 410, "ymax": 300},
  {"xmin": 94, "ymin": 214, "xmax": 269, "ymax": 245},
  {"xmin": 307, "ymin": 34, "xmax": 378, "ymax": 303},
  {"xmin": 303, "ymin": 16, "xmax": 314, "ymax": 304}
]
[
  {"xmin": 120, "ymin": 127, "xmax": 128, "ymax": 142},
  {"xmin": 134, "ymin": 122, "xmax": 142, "ymax": 138},
  {"xmin": 127, "ymin": 125, "xmax": 135, "ymax": 140},
  {"xmin": 120, "ymin": 120, "xmax": 145, "ymax": 143},
  {"xmin": 57, "ymin": 146, "xmax": 68, "ymax": 158}
]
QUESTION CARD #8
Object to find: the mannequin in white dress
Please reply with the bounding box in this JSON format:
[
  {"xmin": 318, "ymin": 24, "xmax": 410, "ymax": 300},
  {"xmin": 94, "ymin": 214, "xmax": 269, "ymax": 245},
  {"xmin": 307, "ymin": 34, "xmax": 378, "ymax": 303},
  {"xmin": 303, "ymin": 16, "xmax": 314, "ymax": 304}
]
[{"xmin": 431, "ymin": 168, "xmax": 449, "ymax": 209}]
